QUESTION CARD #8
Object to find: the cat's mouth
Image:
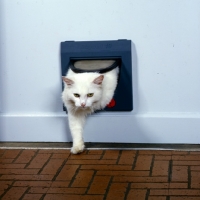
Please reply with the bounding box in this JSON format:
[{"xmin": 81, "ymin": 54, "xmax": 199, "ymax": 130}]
[
  {"xmin": 78, "ymin": 105, "xmax": 92, "ymax": 110},
  {"xmin": 79, "ymin": 106, "xmax": 88, "ymax": 109}
]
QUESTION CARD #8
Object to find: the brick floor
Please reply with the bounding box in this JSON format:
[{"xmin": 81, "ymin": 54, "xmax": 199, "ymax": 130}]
[{"xmin": 0, "ymin": 149, "xmax": 200, "ymax": 199}]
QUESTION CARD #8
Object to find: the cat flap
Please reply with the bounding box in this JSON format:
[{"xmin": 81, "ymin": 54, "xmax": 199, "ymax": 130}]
[
  {"xmin": 69, "ymin": 59, "xmax": 120, "ymax": 74},
  {"xmin": 61, "ymin": 40, "xmax": 133, "ymax": 111}
]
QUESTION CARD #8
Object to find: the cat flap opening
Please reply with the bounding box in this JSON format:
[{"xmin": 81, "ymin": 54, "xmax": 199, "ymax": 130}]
[
  {"xmin": 61, "ymin": 40, "xmax": 133, "ymax": 111},
  {"xmin": 69, "ymin": 59, "xmax": 120, "ymax": 74}
]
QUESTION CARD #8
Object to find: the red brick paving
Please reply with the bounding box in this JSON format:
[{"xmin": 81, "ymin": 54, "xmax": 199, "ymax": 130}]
[{"xmin": 0, "ymin": 149, "xmax": 200, "ymax": 199}]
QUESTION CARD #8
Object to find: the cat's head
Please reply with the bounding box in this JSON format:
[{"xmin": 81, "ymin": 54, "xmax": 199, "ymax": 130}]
[{"xmin": 62, "ymin": 74, "xmax": 104, "ymax": 109}]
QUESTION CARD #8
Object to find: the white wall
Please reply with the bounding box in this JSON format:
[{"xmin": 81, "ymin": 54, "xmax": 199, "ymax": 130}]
[{"xmin": 1, "ymin": 0, "xmax": 200, "ymax": 143}]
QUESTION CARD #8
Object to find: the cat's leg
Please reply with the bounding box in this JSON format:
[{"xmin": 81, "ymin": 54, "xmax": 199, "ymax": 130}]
[{"xmin": 68, "ymin": 112, "xmax": 85, "ymax": 154}]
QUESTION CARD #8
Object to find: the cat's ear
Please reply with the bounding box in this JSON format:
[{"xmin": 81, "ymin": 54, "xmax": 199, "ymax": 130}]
[
  {"xmin": 62, "ymin": 76, "xmax": 74, "ymax": 86},
  {"xmin": 93, "ymin": 75, "xmax": 104, "ymax": 85}
]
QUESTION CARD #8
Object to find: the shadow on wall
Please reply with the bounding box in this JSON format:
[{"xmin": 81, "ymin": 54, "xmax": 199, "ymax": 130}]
[
  {"xmin": 85, "ymin": 114, "xmax": 153, "ymax": 143},
  {"xmin": 131, "ymin": 42, "xmax": 139, "ymax": 114},
  {"xmin": 130, "ymin": 42, "xmax": 152, "ymax": 143}
]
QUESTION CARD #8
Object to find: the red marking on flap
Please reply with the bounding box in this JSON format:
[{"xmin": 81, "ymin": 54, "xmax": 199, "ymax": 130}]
[{"xmin": 107, "ymin": 99, "xmax": 116, "ymax": 108}]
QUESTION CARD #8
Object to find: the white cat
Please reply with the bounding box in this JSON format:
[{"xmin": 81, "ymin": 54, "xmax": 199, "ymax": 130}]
[{"xmin": 62, "ymin": 60, "xmax": 119, "ymax": 154}]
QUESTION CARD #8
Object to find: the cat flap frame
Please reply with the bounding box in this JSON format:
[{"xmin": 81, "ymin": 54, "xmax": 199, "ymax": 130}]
[{"xmin": 61, "ymin": 39, "xmax": 133, "ymax": 111}]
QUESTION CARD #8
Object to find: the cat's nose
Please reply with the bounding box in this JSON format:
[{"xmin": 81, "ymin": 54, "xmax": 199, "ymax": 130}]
[{"xmin": 81, "ymin": 103, "xmax": 86, "ymax": 107}]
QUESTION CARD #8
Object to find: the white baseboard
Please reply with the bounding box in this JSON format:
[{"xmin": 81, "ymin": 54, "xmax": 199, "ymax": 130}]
[{"xmin": 0, "ymin": 112, "xmax": 200, "ymax": 143}]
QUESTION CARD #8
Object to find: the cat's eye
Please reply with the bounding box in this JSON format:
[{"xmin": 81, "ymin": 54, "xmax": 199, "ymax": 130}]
[
  {"xmin": 87, "ymin": 93, "xmax": 94, "ymax": 97},
  {"xmin": 74, "ymin": 93, "xmax": 80, "ymax": 98}
]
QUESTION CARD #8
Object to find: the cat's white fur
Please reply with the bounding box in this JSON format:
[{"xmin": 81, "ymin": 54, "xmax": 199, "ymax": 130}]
[{"xmin": 62, "ymin": 67, "xmax": 119, "ymax": 154}]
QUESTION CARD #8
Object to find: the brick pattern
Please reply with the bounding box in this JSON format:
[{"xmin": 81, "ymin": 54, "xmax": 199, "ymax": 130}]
[{"xmin": 0, "ymin": 149, "xmax": 200, "ymax": 199}]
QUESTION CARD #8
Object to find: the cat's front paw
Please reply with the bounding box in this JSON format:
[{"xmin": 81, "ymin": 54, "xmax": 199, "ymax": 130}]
[{"xmin": 71, "ymin": 143, "xmax": 85, "ymax": 154}]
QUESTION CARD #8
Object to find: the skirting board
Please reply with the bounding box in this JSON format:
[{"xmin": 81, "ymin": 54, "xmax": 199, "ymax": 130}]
[{"xmin": 0, "ymin": 112, "xmax": 200, "ymax": 143}]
